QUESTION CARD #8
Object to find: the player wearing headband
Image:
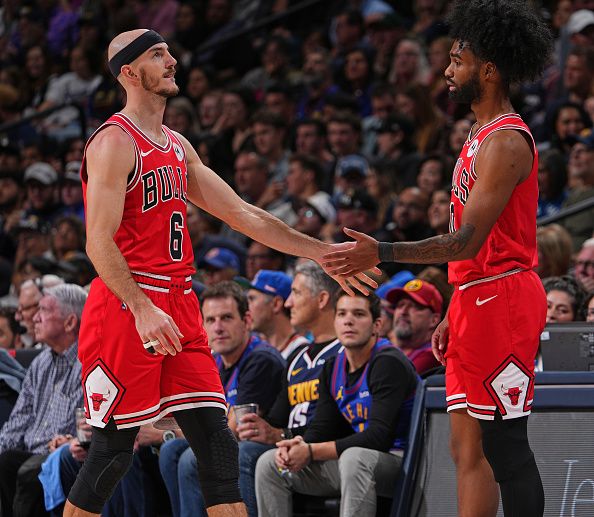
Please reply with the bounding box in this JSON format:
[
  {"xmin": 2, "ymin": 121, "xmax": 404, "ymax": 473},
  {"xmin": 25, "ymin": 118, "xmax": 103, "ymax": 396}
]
[{"xmin": 64, "ymin": 29, "xmax": 377, "ymax": 517}]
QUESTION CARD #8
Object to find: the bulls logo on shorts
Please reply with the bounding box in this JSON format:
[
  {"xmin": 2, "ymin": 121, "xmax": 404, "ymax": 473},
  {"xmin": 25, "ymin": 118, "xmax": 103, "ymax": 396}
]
[
  {"xmin": 484, "ymin": 355, "xmax": 533, "ymax": 419},
  {"xmin": 83, "ymin": 359, "xmax": 125, "ymax": 426}
]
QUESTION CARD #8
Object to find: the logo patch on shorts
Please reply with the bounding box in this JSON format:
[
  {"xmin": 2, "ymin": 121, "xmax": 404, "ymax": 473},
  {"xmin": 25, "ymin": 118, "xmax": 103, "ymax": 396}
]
[
  {"xmin": 83, "ymin": 360, "xmax": 125, "ymax": 425},
  {"xmin": 484, "ymin": 356, "xmax": 532, "ymax": 418}
]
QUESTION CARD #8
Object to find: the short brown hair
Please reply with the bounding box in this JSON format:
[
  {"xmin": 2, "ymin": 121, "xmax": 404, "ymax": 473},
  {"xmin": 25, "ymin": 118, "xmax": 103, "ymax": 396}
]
[{"xmin": 201, "ymin": 281, "xmax": 248, "ymax": 318}]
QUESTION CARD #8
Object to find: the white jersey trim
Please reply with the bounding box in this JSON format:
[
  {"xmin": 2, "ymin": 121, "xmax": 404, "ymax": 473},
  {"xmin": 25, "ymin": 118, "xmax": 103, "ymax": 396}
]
[
  {"xmin": 116, "ymin": 112, "xmax": 172, "ymax": 152},
  {"xmin": 458, "ymin": 268, "xmax": 524, "ymax": 291}
]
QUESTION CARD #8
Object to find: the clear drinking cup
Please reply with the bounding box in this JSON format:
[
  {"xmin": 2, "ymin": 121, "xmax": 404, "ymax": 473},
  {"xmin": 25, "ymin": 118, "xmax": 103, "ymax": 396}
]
[
  {"xmin": 234, "ymin": 403, "xmax": 259, "ymax": 440},
  {"xmin": 75, "ymin": 407, "xmax": 92, "ymax": 449}
]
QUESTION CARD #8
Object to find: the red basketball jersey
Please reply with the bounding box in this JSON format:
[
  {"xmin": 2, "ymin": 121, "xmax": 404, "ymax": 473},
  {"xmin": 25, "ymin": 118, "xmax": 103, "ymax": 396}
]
[
  {"xmin": 81, "ymin": 113, "xmax": 194, "ymax": 277},
  {"xmin": 448, "ymin": 113, "xmax": 539, "ymax": 286}
]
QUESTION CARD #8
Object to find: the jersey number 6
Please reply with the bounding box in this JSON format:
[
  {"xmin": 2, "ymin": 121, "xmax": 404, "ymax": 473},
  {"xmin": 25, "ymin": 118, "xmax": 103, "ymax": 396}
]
[{"xmin": 169, "ymin": 212, "xmax": 184, "ymax": 261}]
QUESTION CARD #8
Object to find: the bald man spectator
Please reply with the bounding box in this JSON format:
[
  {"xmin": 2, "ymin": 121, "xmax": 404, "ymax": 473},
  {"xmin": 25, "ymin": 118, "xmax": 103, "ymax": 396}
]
[{"xmin": 389, "ymin": 279, "xmax": 442, "ymax": 376}]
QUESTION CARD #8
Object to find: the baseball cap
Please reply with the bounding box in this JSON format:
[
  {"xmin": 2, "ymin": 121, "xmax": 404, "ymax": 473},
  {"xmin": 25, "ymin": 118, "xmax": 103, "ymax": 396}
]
[
  {"xmin": 24, "ymin": 162, "xmax": 58, "ymax": 186},
  {"xmin": 200, "ymin": 247, "xmax": 240, "ymax": 271},
  {"xmin": 375, "ymin": 270, "xmax": 415, "ymax": 300},
  {"xmin": 250, "ymin": 270, "xmax": 292, "ymax": 301},
  {"xmin": 63, "ymin": 161, "xmax": 82, "ymax": 183},
  {"xmin": 567, "ymin": 9, "xmax": 594, "ymax": 35},
  {"xmin": 337, "ymin": 188, "xmax": 378, "ymax": 214},
  {"xmin": 304, "ymin": 193, "xmax": 336, "ymax": 224},
  {"xmin": 575, "ymin": 131, "xmax": 594, "ymax": 151},
  {"xmin": 337, "ymin": 155, "xmax": 369, "ymax": 178},
  {"xmin": 13, "ymin": 214, "xmax": 51, "ymax": 235},
  {"xmin": 386, "ymin": 278, "xmax": 443, "ymax": 314}
]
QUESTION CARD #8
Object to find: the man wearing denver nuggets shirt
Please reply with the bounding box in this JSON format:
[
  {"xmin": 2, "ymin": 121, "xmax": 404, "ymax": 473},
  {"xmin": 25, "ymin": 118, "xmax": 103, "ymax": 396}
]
[
  {"xmin": 235, "ymin": 261, "xmax": 341, "ymax": 517},
  {"xmin": 255, "ymin": 291, "xmax": 418, "ymax": 517}
]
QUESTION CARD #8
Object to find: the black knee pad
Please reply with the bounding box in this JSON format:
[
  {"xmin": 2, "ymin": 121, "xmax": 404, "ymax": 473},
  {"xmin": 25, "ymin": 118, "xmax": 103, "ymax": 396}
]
[
  {"xmin": 68, "ymin": 423, "xmax": 138, "ymax": 513},
  {"xmin": 198, "ymin": 426, "xmax": 242, "ymax": 507},
  {"xmin": 479, "ymin": 414, "xmax": 534, "ymax": 483},
  {"xmin": 175, "ymin": 408, "xmax": 242, "ymax": 507}
]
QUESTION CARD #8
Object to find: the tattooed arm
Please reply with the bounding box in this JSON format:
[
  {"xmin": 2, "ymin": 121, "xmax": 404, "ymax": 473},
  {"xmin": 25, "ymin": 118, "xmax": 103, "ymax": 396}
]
[{"xmin": 324, "ymin": 129, "xmax": 534, "ymax": 275}]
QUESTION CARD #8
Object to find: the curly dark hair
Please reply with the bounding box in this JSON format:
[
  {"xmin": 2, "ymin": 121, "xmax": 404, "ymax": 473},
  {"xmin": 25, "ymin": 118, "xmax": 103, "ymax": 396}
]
[
  {"xmin": 542, "ymin": 275, "xmax": 587, "ymax": 320},
  {"xmin": 447, "ymin": 0, "xmax": 553, "ymax": 87}
]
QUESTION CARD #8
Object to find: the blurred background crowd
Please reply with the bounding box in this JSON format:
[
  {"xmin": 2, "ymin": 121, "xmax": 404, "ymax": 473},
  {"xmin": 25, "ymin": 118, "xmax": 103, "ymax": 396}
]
[
  {"xmin": 0, "ymin": 1, "xmax": 593, "ymax": 516},
  {"xmin": 1, "ymin": 0, "xmax": 593, "ymax": 337}
]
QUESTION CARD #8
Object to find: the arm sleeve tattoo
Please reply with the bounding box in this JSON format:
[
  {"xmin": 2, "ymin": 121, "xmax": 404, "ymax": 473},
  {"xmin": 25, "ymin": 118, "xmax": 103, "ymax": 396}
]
[{"xmin": 380, "ymin": 223, "xmax": 476, "ymax": 264}]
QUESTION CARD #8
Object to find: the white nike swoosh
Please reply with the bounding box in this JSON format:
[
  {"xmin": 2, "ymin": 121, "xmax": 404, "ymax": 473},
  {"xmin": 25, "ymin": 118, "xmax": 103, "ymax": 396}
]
[
  {"xmin": 140, "ymin": 149, "xmax": 155, "ymax": 157},
  {"xmin": 476, "ymin": 295, "xmax": 498, "ymax": 306}
]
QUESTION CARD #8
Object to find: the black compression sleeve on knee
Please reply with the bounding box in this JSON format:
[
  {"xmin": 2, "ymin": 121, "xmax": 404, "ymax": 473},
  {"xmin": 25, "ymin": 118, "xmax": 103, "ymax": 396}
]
[
  {"xmin": 67, "ymin": 422, "xmax": 138, "ymax": 513},
  {"xmin": 499, "ymin": 455, "xmax": 544, "ymax": 517},
  {"xmin": 480, "ymin": 414, "xmax": 544, "ymax": 517},
  {"xmin": 175, "ymin": 407, "xmax": 242, "ymax": 507}
]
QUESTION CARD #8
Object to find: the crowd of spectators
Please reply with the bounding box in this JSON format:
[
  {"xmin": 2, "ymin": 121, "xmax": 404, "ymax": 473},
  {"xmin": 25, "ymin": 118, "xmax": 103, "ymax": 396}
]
[{"xmin": 0, "ymin": 0, "xmax": 593, "ymax": 516}]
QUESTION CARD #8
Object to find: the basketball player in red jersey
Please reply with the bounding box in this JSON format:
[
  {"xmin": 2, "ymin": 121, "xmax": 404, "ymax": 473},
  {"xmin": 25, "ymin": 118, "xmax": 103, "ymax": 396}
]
[
  {"xmin": 323, "ymin": 1, "xmax": 553, "ymax": 516},
  {"xmin": 64, "ymin": 29, "xmax": 376, "ymax": 517}
]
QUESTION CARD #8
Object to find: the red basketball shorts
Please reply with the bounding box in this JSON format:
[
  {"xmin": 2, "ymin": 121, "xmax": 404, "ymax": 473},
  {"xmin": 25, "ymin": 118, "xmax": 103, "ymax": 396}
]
[
  {"xmin": 79, "ymin": 272, "xmax": 226, "ymax": 429},
  {"xmin": 445, "ymin": 269, "xmax": 546, "ymax": 420}
]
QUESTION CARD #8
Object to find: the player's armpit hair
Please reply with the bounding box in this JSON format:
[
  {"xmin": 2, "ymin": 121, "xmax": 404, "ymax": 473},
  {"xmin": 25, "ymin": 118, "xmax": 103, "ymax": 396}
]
[
  {"xmin": 393, "ymin": 223, "xmax": 476, "ymax": 264},
  {"xmin": 447, "ymin": 0, "xmax": 553, "ymax": 86}
]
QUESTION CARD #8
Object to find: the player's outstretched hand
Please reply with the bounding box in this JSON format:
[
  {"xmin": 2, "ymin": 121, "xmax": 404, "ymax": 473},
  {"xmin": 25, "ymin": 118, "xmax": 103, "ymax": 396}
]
[
  {"xmin": 134, "ymin": 303, "xmax": 184, "ymax": 356},
  {"xmin": 431, "ymin": 317, "xmax": 449, "ymax": 366},
  {"xmin": 322, "ymin": 228, "xmax": 382, "ymax": 279},
  {"xmin": 318, "ymin": 238, "xmax": 381, "ymax": 296}
]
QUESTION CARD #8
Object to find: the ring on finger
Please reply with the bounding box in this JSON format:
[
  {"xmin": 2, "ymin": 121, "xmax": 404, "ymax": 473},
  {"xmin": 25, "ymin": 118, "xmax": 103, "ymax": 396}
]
[{"xmin": 143, "ymin": 339, "xmax": 160, "ymax": 349}]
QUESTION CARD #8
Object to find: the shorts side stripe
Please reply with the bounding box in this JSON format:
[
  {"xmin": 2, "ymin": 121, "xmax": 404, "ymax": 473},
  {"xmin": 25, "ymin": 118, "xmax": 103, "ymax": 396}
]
[
  {"xmin": 468, "ymin": 410, "xmax": 495, "ymax": 420},
  {"xmin": 447, "ymin": 403, "xmax": 467, "ymax": 412},
  {"xmin": 113, "ymin": 395, "xmax": 226, "ymax": 425},
  {"xmin": 467, "ymin": 402, "xmax": 497, "ymax": 411},
  {"xmin": 115, "ymin": 401, "xmax": 228, "ymax": 429}
]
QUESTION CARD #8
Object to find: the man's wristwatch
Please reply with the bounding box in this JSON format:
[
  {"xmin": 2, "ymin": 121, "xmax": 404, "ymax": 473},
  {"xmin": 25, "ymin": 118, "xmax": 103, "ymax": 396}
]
[
  {"xmin": 162, "ymin": 430, "xmax": 176, "ymax": 443},
  {"xmin": 280, "ymin": 428, "xmax": 293, "ymax": 440}
]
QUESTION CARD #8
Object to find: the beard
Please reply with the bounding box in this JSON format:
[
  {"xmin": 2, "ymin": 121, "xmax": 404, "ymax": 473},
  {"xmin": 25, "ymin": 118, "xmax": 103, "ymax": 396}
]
[
  {"xmin": 448, "ymin": 72, "xmax": 482, "ymax": 104},
  {"xmin": 394, "ymin": 321, "xmax": 413, "ymax": 340},
  {"xmin": 139, "ymin": 68, "xmax": 179, "ymax": 98}
]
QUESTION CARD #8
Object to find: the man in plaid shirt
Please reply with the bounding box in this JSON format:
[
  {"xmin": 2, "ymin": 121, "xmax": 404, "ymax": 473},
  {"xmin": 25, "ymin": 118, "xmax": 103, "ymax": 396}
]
[{"xmin": 0, "ymin": 284, "xmax": 87, "ymax": 517}]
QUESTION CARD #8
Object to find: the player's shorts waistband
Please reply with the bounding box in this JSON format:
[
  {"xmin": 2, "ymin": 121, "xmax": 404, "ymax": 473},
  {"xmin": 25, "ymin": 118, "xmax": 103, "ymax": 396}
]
[
  {"xmin": 457, "ymin": 268, "xmax": 525, "ymax": 291},
  {"xmin": 131, "ymin": 270, "xmax": 193, "ymax": 294}
]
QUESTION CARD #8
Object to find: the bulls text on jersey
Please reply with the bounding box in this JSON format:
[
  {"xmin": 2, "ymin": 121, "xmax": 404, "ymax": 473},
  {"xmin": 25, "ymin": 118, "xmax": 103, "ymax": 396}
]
[{"xmin": 141, "ymin": 165, "xmax": 187, "ymax": 212}]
